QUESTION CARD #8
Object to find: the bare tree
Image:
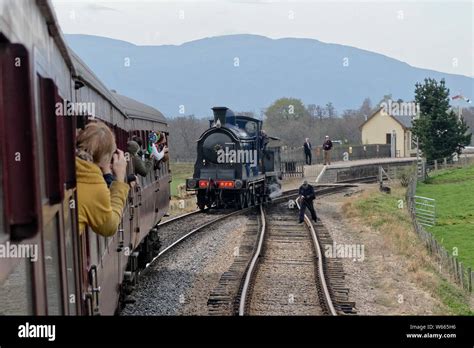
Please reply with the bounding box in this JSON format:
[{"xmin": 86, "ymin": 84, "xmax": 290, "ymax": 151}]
[{"xmin": 168, "ymin": 115, "xmax": 208, "ymax": 162}]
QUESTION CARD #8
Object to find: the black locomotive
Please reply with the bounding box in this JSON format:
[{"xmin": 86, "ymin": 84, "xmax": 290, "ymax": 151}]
[{"xmin": 186, "ymin": 107, "xmax": 282, "ymax": 209}]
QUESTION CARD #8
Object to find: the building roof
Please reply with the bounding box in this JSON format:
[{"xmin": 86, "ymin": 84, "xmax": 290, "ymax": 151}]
[
  {"xmin": 70, "ymin": 49, "xmax": 167, "ymax": 124},
  {"xmin": 360, "ymin": 107, "xmax": 414, "ymax": 130},
  {"xmin": 392, "ymin": 115, "xmax": 414, "ymax": 129},
  {"xmin": 113, "ymin": 93, "xmax": 167, "ymax": 124},
  {"xmin": 37, "ymin": 0, "xmax": 76, "ymax": 75},
  {"xmin": 70, "ymin": 49, "xmax": 126, "ymax": 115}
]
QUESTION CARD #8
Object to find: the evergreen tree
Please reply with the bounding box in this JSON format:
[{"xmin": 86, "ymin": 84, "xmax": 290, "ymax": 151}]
[{"xmin": 412, "ymin": 78, "xmax": 471, "ymax": 162}]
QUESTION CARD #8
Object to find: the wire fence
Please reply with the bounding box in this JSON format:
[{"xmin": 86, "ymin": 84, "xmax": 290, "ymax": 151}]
[{"xmin": 406, "ymin": 159, "xmax": 473, "ymax": 293}]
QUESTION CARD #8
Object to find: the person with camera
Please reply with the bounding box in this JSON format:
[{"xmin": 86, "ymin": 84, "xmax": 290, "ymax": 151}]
[{"xmin": 76, "ymin": 121, "xmax": 130, "ymax": 237}]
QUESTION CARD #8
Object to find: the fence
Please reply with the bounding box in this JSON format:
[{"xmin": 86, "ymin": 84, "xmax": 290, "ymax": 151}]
[
  {"xmin": 281, "ymin": 144, "xmax": 391, "ymax": 163},
  {"xmin": 280, "ymin": 144, "xmax": 392, "ymax": 177},
  {"xmin": 413, "ymin": 196, "xmax": 436, "ymax": 227},
  {"xmin": 406, "ymin": 164, "xmax": 473, "ymax": 293}
]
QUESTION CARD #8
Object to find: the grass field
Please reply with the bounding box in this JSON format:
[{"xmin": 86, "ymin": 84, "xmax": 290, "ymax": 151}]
[
  {"xmin": 343, "ymin": 186, "xmax": 472, "ymax": 315},
  {"xmin": 416, "ymin": 165, "xmax": 474, "ymax": 270},
  {"xmin": 169, "ymin": 162, "xmax": 194, "ymax": 197}
]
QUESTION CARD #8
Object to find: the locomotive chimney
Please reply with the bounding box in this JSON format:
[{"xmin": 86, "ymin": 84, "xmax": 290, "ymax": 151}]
[{"xmin": 212, "ymin": 107, "xmax": 228, "ymax": 127}]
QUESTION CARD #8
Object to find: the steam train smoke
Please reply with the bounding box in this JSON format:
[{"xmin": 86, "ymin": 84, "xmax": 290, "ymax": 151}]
[{"xmin": 268, "ymin": 181, "xmax": 283, "ymax": 199}]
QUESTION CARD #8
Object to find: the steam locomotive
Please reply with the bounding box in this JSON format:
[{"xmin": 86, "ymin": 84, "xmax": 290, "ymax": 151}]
[{"xmin": 186, "ymin": 107, "xmax": 282, "ymax": 209}]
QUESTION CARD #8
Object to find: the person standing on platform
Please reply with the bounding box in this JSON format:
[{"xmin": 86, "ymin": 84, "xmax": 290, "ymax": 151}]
[
  {"xmin": 323, "ymin": 136, "xmax": 333, "ymax": 165},
  {"xmin": 303, "ymin": 138, "xmax": 312, "ymax": 165}
]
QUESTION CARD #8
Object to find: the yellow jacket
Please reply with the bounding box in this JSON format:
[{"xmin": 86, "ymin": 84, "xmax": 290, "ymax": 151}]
[{"xmin": 76, "ymin": 157, "xmax": 129, "ymax": 237}]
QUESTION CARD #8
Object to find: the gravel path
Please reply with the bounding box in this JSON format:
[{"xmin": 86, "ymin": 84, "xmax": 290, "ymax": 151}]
[
  {"xmin": 157, "ymin": 211, "xmax": 231, "ymax": 252},
  {"xmin": 120, "ymin": 216, "xmax": 248, "ymax": 316}
]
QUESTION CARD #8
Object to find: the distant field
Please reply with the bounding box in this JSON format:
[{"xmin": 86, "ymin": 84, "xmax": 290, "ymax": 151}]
[
  {"xmin": 416, "ymin": 165, "xmax": 474, "ymax": 269},
  {"xmin": 170, "ymin": 162, "xmax": 194, "ymax": 197}
]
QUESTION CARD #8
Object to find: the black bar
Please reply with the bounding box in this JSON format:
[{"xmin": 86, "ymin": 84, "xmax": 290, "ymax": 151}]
[{"xmin": 0, "ymin": 316, "xmax": 472, "ymax": 346}]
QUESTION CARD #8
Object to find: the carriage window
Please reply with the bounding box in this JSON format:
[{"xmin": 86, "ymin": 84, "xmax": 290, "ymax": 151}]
[
  {"xmin": 0, "ymin": 258, "xmax": 33, "ymax": 315},
  {"xmin": 43, "ymin": 216, "xmax": 64, "ymax": 315}
]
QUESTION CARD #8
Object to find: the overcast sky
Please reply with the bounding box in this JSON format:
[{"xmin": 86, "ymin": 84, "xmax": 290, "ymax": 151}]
[{"xmin": 52, "ymin": 0, "xmax": 473, "ymax": 78}]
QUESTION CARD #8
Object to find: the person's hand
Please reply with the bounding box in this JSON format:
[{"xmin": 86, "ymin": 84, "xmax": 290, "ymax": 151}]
[
  {"xmin": 112, "ymin": 150, "xmax": 127, "ymax": 182},
  {"xmin": 99, "ymin": 162, "xmax": 112, "ymax": 175},
  {"xmin": 130, "ymin": 175, "xmax": 139, "ymax": 190}
]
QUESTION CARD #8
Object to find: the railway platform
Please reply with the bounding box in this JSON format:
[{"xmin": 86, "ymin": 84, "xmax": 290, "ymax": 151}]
[{"xmin": 302, "ymin": 157, "xmax": 418, "ymax": 183}]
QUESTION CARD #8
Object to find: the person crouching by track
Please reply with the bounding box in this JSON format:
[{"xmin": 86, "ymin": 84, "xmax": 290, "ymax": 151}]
[
  {"xmin": 298, "ymin": 180, "xmax": 318, "ymax": 224},
  {"xmin": 76, "ymin": 121, "xmax": 130, "ymax": 237}
]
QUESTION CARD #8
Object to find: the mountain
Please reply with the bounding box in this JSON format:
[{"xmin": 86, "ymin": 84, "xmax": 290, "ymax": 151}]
[{"xmin": 66, "ymin": 34, "xmax": 473, "ymax": 118}]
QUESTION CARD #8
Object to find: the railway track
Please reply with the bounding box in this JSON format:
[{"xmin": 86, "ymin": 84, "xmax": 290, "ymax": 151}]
[
  {"xmin": 150, "ymin": 185, "xmax": 354, "ymax": 272},
  {"xmin": 237, "ymin": 201, "xmax": 336, "ymax": 315},
  {"xmin": 141, "ymin": 208, "xmax": 251, "ymax": 275},
  {"xmin": 207, "ymin": 185, "xmax": 357, "ymax": 316},
  {"xmin": 126, "ymin": 185, "xmax": 356, "ymax": 315}
]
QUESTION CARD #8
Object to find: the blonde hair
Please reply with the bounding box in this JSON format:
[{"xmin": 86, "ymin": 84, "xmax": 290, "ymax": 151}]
[{"xmin": 76, "ymin": 121, "xmax": 117, "ymax": 165}]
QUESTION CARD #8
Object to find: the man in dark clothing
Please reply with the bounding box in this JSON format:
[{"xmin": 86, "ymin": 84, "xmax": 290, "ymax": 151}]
[
  {"xmin": 323, "ymin": 136, "xmax": 333, "ymax": 165},
  {"xmin": 303, "ymin": 138, "xmax": 312, "ymax": 165},
  {"xmin": 128, "ymin": 140, "xmax": 154, "ymax": 177},
  {"xmin": 298, "ymin": 180, "xmax": 318, "ymax": 223}
]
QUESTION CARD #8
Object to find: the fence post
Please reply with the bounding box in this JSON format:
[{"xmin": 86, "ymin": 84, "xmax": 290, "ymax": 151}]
[
  {"xmin": 434, "ymin": 160, "xmax": 438, "ymax": 171},
  {"xmin": 443, "ymin": 157, "xmax": 447, "ymax": 168},
  {"xmin": 468, "ymin": 267, "xmax": 472, "ymax": 293},
  {"xmin": 455, "ymin": 259, "xmax": 461, "ymax": 284},
  {"xmin": 453, "ymin": 257, "xmax": 458, "ymax": 282}
]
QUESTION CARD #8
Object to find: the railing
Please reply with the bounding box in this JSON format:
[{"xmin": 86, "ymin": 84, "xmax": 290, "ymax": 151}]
[
  {"xmin": 406, "ymin": 175, "xmax": 473, "ymax": 293},
  {"xmin": 281, "ymin": 144, "xmax": 391, "ymax": 163},
  {"xmin": 280, "ymin": 144, "xmax": 392, "ymax": 178}
]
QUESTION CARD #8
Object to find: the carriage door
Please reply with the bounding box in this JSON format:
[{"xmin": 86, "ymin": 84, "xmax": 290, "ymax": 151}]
[{"xmin": 37, "ymin": 76, "xmax": 72, "ymax": 315}]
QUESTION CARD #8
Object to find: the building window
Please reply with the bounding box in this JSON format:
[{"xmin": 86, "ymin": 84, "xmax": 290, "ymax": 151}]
[{"xmin": 386, "ymin": 133, "xmax": 392, "ymax": 145}]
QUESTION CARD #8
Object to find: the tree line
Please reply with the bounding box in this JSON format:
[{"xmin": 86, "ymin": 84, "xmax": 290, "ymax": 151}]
[{"xmin": 168, "ymin": 83, "xmax": 473, "ymax": 162}]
